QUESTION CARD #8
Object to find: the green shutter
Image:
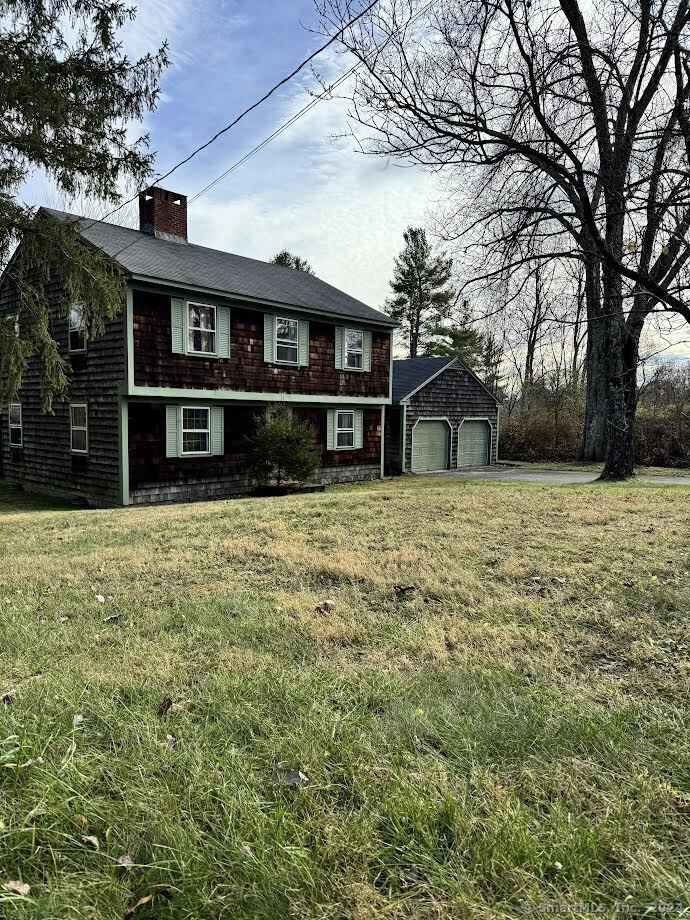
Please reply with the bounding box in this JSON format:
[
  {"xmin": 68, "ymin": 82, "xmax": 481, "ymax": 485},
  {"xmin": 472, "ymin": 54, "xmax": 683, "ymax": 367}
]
[
  {"xmin": 171, "ymin": 298, "xmax": 185, "ymax": 354},
  {"xmin": 264, "ymin": 314, "xmax": 275, "ymax": 363},
  {"xmin": 363, "ymin": 331, "xmax": 372, "ymax": 372},
  {"xmin": 298, "ymin": 319, "xmax": 309, "ymax": 366},
  {"xmin": 166, "ymin": 405, "xmax": 180, "ymax": 457},
  {"xmin": 217, "ymin": 306, "xmax": 230, "ymax": 358},
  {"xmin": 326, "ymin": 409, "xmax": 335, "ymax": 450},
  {"xmin": 354, "ymin": 410, "xmax": 364, "ymax": 449},
  {"xmin": 211, "ymin": 406, "xmax": 225, "ymax": 456},
  {"xmin": 334, "ymin": 327, "xmax": 344, "ymax": 369}
]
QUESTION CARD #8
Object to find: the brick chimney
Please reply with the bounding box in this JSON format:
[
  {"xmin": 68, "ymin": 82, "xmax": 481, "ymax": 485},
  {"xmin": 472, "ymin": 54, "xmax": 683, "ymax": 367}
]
[{"xmin": 139, "ymin": 187, "xmax": 188, "ymax": 243}]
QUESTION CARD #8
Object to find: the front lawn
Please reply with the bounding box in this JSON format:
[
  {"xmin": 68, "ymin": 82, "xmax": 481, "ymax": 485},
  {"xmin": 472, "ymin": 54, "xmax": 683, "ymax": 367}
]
[{"xmin": 1, "ymin": 477, "xmax": 689, "ymax": 918}]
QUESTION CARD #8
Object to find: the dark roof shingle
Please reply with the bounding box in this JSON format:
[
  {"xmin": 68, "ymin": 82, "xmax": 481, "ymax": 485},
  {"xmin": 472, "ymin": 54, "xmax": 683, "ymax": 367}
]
[
  {"xmin": 392, "ymin": 357, "xmax": 455, "ymax": 402},
  {"xmin": 43, "ymin": 208, "xmax": 395, "ymax": 327}
]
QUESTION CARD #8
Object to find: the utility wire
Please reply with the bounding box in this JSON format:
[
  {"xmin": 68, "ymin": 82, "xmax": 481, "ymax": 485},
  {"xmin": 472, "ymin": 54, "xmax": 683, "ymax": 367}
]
[{"xmin": 76, "ymin": 0, "xmax": 381, "ymax": 236}]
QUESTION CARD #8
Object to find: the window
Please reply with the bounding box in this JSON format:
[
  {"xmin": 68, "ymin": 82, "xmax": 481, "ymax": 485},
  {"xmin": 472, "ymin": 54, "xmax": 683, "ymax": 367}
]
[
  {"xmin": 182, "ymin": 407, "xmax": 210, "ymax": 455},
  {"xmin": 276, "ymin": 317, "xmax": 299, "ymax": 363},
  {"xmin": 8, "ymin": 403, "xmax": 22, "ymax": 447},
  {"xmin": 188, "ymin": 303, "xmax": 216, "ymax": 355},
  {"xmin": 69, "ymin": 303, "xmax": 86, "ymax": 353},
  {"xmin": 345, "ymin": 329, "xmax": 364, "ymax": 369},
  {"xmin": 70, "ymin": 403, "xmax": 88, "ymax": 454},
  {"xmin": 336, "ymin": 411, "xmax": 355, "ymax": 449}
]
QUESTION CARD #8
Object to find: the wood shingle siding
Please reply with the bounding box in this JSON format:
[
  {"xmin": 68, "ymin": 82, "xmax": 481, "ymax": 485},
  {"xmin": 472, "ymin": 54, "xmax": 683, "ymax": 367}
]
[
  {"xmin": 398, "ymin": 366, "xmax": 499, "ymax": 471},
  {"xmin": 132, "ymin": 291, "xmax": 390, "ymax": 398},
  {"xmin": 0, "ymin": 273, "xmax": 124, "ymax": 505},
  {"xmin": 127, "ymin": 403, "xmax": 381, "ymax": 503}
]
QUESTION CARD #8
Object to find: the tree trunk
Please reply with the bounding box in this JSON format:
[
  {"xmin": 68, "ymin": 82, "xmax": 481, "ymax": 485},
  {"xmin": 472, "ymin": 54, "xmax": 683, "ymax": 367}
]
[
  {"xmin": 599, "ymin": 275, "xmax": 638, "ymax": 480},
  {"xmin": 580, "ymin": 319, "xmax": 609, "ymax": 460},
  {"xmin": 579, "ymin": 252, "xmax": 608, "ymax": 461}
]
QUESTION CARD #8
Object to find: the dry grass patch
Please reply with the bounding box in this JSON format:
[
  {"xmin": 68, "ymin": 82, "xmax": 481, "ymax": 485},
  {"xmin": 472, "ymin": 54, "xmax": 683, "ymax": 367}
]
[{"xmin": 0, "ymin": 476, "xmax": 689, "ymax": 918}]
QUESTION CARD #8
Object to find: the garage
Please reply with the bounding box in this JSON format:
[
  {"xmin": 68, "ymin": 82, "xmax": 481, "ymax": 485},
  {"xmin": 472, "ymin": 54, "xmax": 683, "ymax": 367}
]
[
  {"xmin": 458, "ymin": 420, "xmax": 491, "ymax": 467},
  {"xmin": 385, "ymin": 358, "xmax": 499, "ymax": 474},
  {"xmin": 411, "ymin": 420, "xmax": 450, "ymax": 472}
]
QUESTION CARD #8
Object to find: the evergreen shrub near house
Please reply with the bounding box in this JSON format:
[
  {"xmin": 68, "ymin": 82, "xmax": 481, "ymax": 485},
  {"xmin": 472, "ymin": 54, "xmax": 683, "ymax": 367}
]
[{"xmin": 248, "ymin": 405, "xmax": 320, "ymax": 488}]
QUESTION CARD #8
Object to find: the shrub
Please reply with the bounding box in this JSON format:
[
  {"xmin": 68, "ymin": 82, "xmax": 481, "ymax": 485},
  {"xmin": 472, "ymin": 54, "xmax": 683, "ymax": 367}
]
[{"xmin": 248, "ymin": 405, "xmax": 320, "ymax": 487}]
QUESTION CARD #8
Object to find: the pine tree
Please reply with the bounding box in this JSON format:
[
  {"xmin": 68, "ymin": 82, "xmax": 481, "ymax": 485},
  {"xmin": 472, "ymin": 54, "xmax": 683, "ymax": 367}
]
[
  {"xmin": 270, "ymin": 250, "xmax": 315, "ymax": 275},
  {"xmin": 385, "ymin": 228, "xmax": 455, "ymax": 358},
  {"xmin": 0, "ymin": 0, "xmax": 168, "ymax": 410},
  {"xmin": 425, "ymin": 302, "xmax": 485, "ymax": 369}
]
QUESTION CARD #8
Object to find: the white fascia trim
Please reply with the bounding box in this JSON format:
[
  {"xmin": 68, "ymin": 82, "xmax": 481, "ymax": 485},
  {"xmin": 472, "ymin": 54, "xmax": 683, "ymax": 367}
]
[
  {"xmin": 399, "ymin": 358, "xmax": 458, "ymax": 403},
  {"xmin": 126, "ymin": 385, "xmax": 390, "ymax": 406},
  {"xmin": 128, "ymin": 275, "xmax": 397, "ymax": 331}
]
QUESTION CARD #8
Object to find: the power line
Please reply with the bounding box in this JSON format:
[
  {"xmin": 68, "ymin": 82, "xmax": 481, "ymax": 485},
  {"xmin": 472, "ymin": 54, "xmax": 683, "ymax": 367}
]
[
  {"xmin": 187, "ymin": 0, "xmax": 436, "ymax": 207},
  {"xmin": 77, "ymin": 0, "xmax": 381, "ymax": 237}
]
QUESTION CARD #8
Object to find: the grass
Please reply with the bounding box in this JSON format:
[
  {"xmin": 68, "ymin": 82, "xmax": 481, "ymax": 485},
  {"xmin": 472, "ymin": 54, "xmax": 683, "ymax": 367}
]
[
  {"xmin": 500, "ymin": 460, "xmax": 690, "ymax": 477},
  {"xmin": 1, "ymin": 476, "xmax": 689, "ymax": 919}
]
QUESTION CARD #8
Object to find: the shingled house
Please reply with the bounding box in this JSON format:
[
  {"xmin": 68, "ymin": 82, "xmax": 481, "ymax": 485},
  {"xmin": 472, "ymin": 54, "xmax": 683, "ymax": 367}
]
[
  {"xmin": 384, "ymin": 357, "xmax": 499, "ymax": 474},
  {"xmin": 0, "ymin": 187, "xmax": 396, "ymax": 506}
]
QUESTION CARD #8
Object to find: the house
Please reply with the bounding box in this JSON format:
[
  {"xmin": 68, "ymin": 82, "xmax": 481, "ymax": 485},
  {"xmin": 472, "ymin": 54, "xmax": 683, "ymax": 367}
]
[
  {"xmin": 0, "ymin": 186, "xmax": 396, "ymax": 506},
  {"xmin": 384, "ymin": 357, "xmax": 499, "ymax": 474}
]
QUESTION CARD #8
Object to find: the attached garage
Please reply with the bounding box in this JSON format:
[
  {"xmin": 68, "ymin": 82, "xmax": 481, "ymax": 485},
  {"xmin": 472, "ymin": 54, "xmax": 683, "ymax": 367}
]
[
  {"xmin": 411, "ymin": 420, "xmax": 450, "ymax": 472},
  {"xmin": 384, "ymin": 357, "xmax": 500, "ymax": 475},
  {"xmin": 458, "ymin": 420, "xmax": 491, "ymax": 468}
]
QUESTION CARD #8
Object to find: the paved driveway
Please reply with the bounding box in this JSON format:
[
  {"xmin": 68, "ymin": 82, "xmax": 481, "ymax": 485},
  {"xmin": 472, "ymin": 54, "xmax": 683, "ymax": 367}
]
[{"xmin": 427, "ymin": 467, "xmax": 690, "ymax": 486}]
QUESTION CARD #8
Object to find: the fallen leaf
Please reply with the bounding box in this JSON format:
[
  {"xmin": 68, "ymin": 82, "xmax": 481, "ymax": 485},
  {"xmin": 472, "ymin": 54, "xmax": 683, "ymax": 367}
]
[
  {"xmin": 95, "ymin": 594, "xmax": 105, "ymax": 603},
  {"xmin": 117, "ymin": 854, "xmax": 135, "ymax": 869},
  {"xmin": 3, "ymin": 880, "xmax": 31, "ymax": 896},
  {"xmin": 157, "ymin": 697, "xmax": 173, "ymax": 717},
  {"xmin": 315, "ymin": 599, "xmax": 336, "ymax": 615},
  {"xmin": 170, "ymin": 699, "xmax": 194, "ymax": 713},
  {"xmin": 124, "ymin": 886, "xmax": 173, "ymax": 919},
  {"xmin": 273, "ymin": 763, "xmax": 309, "ymax": 786},
  {"xmin": 82, "ymin": 834, "xmax": 99, "ymax": 850},
  {"xmin": 124, "ymin": 894, "xmax": 153, "ymax": 918},
  {"xmin": 72, "ymin": 714, "xmax": 84, "ymax": 728}
]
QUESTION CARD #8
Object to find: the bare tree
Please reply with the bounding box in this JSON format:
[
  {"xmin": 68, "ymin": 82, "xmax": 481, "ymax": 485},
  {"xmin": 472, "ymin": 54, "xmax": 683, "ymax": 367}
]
[{"xmin": 317, "ymin": 0, "xmax": 690, "ymax": 478}]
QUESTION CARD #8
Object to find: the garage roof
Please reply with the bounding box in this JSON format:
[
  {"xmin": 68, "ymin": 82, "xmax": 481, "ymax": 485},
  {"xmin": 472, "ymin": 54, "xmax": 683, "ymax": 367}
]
[{"xmin": 392, "ymin": 357, "xmax": 456, "ymax": 403}]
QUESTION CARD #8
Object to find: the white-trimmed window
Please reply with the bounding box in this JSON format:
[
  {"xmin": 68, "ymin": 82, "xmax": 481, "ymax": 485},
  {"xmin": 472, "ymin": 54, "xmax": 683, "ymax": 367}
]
[
  {"xmin": 345, "ymin": 329, "xmax": 364, "ymax": 369},
  {"xmin": 70, "ymin": 403, "xmax": 88, "ymax": 454},
  {"xmin": 188, "ymin": 303, "xmax": 216, "ymax": 355},
  {"xmin": 8, "ymin": 403, "xmax": 22, "ymax": 447},
  {"xmin": 181, "ymin": 406, "xmax": 210, "ymax": 455},
  {"xmin": 276, "ymin": 317, "xmax": 299, "ymax": 364},
  {"xmin": 336, "ymin": 411, "xmax": 355, "ymax": 449},
  {"xmin": 69, "ymin": 303, "xmax": 86, "ymax": 353}
]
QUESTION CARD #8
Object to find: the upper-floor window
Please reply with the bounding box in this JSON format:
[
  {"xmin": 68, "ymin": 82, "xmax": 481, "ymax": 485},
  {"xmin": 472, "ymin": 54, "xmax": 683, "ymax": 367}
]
[
  {"xmin": 69, "ymin": 303, "xmax": 86, "ymax": 353},
  {"xmin": 70, "ymin": 403, "xmax": 88, "ymax": 454},
  {"xmin": 8, "ymin": 403, "xmax": 22, "ymax": 447},
  {"xmin": 188, "ymin": 303, "xmax": 216, "ymax": 355},
  {"xmin": 345, "ymin": 329, "xmax": 364, "ymax": 369},
  {"xmin": 276, "ymin": 317, "xmax": 299, "ymax": 364},
  {"xmin": 181, "ymin": 406, "xmax": 210, "ymax": 455}
]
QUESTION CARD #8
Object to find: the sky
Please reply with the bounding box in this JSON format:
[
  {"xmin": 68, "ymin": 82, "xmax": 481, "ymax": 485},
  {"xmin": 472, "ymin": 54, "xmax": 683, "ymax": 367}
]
[
  {"xmin": 28, "ymin": 0, "xmax": 441, "ymax": 313},
  {"xmin": 22, "ymin": 0, "xmax": 689, "ymax": 362}
]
